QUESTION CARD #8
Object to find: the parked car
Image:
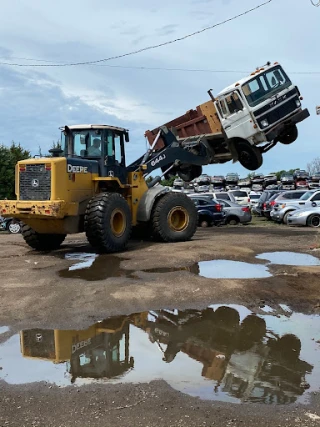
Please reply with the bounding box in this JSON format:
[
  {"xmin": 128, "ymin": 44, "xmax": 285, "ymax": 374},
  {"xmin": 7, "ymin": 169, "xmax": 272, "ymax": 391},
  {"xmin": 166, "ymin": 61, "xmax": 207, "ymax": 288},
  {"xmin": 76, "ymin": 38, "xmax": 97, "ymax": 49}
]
[
  {"xmin": 287, "ymin": 207, "xmax": 320, "ymax": 228},
  {"xmin": 261, "ymin": 193, "xmax": 283, "ymax": 219},
  {"xmin": 228, "ymin": 190, "xmax": 250, "ymax": 206},
  {"xmin": 310, "ymin": 172, "xmax": 320, "ymax": 182},
  {"xmin": 295, "ymin": 180, "xmax": 309, "ymax": 190},
  {"xmin": 252, "ymin": 183, "xmax": 263, "ymax": 192},
  {"xmin": 271, "ymin": 189, "xmax": 320, "ymax": 224},
  {"xmin": 249, "ymin": 192, "xmax": 261, "ymax": 209},
  {"xmin": 199, "ymin": 192, "xmax": 236, "ymax": 203},
  {"xmin": 189, "ymin": 195, "xmax": 226, "ymax": 227},
  {"xmin": 293, "ymin": 169, "xmax": 310, "ymax": 181},
  {"xmin": 254, "ymin": 190, "xmax": 283, "ymax": 216},
  {"xmin": 308, "ymin": 182, "xmax": 320, "ymax": 190},
  {"xmin": 0, "ymin": 216, "xmax": 22, "ymax": 234},
  {"xmin": 274, "ymin": 190, "xmax": 308, "ymax": 202},
  {"xmin": 216, "ymin": 199, "xmax": 252, "ymax": 225}
]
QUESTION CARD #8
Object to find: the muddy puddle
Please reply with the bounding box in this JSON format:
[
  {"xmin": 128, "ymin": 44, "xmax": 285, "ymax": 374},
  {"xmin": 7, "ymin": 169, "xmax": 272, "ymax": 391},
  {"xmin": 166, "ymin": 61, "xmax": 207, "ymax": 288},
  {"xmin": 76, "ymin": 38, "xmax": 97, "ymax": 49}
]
[
  {"xmin": 256, "ymin": 252, "xmax": 320, "ymax": 266},
  {"xmin": 1, "ymin": 305, "xmax": 319, "ymax": 405},
  {"xmin": 0, "ymin": 326, "xmax": 9, "ymax": 334},
  {"xmin": 58, "ymin": 251, "xmax": 320, "ymax": 282}
]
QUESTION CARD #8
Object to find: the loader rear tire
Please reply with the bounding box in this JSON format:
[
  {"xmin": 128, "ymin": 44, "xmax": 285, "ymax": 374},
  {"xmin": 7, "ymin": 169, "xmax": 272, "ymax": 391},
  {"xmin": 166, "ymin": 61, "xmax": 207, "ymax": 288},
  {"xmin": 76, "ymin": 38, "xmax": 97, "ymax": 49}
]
[
  {"xmin": 151, "ymin": 192, "xmax": 197, "ymax": 242},
  {"xmin": 21, "ymin": 224, "xmax": 66, "ymax": 251},
  {"xmin": 84, "ymin": 193, "xmax": 132, "ymax": 253}
]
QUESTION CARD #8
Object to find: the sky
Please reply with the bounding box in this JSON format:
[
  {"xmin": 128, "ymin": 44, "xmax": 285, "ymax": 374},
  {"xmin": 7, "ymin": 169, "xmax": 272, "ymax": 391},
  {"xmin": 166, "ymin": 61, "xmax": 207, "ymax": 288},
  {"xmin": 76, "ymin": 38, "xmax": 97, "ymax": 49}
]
[{"xmin": 0, "ymin": 0, "xmax": 319, "ymax": 177}]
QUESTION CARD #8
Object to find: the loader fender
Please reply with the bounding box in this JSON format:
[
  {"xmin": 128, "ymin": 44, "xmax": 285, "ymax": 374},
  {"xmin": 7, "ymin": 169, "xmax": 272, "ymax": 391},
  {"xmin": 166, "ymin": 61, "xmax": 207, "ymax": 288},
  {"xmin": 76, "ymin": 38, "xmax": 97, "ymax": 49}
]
[{"xmin": 137, "ymin": 185, "xmax": 170, "ymax": 222}]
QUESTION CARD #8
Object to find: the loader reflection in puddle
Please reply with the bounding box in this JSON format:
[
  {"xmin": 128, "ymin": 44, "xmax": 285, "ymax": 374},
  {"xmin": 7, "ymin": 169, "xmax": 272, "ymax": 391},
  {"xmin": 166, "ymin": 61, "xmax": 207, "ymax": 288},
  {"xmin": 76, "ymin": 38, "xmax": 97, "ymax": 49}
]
[{"xmin": 19, "ymin": 306, "xmax": 313, "ymax": 404}]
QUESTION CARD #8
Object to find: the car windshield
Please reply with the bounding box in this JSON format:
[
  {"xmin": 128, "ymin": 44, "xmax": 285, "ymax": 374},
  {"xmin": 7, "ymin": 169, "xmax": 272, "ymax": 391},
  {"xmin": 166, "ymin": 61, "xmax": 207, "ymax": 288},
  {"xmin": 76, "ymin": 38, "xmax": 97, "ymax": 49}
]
[
  {"xmin": 231, "ymin": 191, "xmax": 248, "ymax": 197},
  {"xmin": 242, "ymin": 66, "xmax": 291, "ymax": 107},
  {"xmin": 300, "ymin": 191, "xmax": 314, "ymax": 200}
]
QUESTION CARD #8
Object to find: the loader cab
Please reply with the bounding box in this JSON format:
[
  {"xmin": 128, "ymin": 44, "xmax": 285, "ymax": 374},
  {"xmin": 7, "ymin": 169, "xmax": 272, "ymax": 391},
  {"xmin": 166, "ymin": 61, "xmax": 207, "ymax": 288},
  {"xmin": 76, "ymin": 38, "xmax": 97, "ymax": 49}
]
[{"xmin": 60, "ymin": 125, "xmax": 129, "ymax": 184}]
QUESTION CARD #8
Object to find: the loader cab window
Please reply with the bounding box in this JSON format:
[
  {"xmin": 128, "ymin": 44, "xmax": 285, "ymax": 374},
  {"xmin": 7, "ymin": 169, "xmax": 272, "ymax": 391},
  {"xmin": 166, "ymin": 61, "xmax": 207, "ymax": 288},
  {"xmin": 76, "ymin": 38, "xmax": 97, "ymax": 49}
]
[{"xmin": 104, "ymin": 131, "xmax": 125, "ymax": 166}]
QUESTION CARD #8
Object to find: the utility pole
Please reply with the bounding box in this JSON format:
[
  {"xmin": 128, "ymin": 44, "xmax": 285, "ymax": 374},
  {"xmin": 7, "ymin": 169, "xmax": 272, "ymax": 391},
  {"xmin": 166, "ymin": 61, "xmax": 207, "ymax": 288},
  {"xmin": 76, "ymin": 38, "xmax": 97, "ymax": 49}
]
[{"xmin": 316, "ymin": 106, "xmax": 320, "ymax": 115}]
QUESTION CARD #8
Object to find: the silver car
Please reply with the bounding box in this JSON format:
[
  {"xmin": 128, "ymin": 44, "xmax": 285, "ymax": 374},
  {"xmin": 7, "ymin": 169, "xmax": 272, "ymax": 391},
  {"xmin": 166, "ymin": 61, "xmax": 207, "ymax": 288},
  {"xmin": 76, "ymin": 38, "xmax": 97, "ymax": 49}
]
[
  {"xmin": 216, "ymin": 199, "xmax": 252, "ymax": 225},
  {"xmin": 287, "ymin": 207, "xmax": 320, "ymax": 227}
]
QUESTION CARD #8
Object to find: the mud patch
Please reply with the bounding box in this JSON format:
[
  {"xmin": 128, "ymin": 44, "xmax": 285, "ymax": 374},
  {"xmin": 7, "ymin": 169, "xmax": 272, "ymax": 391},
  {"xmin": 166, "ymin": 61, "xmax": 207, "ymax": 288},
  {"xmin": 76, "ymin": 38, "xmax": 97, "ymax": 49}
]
[{"xmin": 1, "ymin": 305, "xmax": 319, "ymax": 405}]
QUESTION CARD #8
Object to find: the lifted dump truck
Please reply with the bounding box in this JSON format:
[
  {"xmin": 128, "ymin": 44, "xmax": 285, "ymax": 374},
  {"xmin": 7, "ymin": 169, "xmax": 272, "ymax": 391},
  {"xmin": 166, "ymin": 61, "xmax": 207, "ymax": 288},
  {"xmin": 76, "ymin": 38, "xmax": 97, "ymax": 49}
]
[{"xmin": 146, "ymin": 62, "xmax": 309, "ymax": 175}]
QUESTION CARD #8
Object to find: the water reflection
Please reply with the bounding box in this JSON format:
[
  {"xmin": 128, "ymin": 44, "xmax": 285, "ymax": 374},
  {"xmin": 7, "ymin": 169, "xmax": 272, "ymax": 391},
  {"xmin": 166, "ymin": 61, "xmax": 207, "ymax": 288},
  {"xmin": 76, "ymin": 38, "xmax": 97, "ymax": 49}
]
[{"xmin": 13, "ymin": 306, "xmax": 317, "ymax": 404}]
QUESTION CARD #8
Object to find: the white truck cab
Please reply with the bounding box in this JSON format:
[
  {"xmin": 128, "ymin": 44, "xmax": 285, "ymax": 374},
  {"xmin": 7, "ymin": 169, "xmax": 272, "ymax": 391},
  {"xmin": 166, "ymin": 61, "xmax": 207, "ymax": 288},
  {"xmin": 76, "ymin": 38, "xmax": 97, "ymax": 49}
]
[{"xmin": 214, "ymin": 62, "xmax": 309, "ymax": 170}]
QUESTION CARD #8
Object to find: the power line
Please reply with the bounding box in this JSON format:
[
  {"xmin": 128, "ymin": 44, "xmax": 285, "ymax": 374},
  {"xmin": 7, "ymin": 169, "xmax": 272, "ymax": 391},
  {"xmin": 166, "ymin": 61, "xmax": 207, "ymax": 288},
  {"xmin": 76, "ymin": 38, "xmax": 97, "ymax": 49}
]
[
  {"xmin": 0, "ymin": 0, "xmax": 273, "ymax": 68},
  {"xmin": 91, "ymin": 64, "xmax": 320, "ymax": 75},
  {"xmin": 310, "ymin": 0, "xmax": 320, "ymax": 6}
]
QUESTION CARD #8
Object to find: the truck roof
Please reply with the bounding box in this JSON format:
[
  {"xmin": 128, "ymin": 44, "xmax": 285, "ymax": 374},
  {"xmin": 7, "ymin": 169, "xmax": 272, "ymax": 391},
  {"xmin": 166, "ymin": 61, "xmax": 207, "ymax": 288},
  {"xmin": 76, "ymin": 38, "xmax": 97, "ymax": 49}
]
[
  {"xmin": 60, "ymin": 124, "xmax": 128, "ymax": 132},
  {"xmin": 217, "ymin": 62, "xmax": 281, "ymax": 97}
]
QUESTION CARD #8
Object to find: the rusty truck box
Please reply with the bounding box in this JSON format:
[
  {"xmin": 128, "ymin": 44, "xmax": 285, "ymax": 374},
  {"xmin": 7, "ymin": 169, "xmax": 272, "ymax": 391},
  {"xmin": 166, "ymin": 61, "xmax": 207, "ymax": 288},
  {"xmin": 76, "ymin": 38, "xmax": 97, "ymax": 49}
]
[{"xmin": 145, "ymin": 100, "xmax": 222, "ymax": 151}]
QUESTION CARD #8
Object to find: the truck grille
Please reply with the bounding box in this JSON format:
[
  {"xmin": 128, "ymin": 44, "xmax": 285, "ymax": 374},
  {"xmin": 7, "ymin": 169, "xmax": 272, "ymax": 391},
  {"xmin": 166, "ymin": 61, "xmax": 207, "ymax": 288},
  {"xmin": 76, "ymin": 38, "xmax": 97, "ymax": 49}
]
[
  {"xmin": 19, "ymin": 164, "xmax": 51, "ymax": 201},
  {"xmin": 256, "ymin": 97, "xmax": 299, "ymax": 129}
]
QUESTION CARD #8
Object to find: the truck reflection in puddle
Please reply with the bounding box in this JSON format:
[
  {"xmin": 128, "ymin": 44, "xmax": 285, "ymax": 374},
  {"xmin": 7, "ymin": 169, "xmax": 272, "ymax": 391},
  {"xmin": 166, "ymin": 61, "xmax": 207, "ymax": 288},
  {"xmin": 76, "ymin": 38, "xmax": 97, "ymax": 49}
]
[{"xmin": 18, "ymin": 306, "xmax": 315, "ymax": 404}]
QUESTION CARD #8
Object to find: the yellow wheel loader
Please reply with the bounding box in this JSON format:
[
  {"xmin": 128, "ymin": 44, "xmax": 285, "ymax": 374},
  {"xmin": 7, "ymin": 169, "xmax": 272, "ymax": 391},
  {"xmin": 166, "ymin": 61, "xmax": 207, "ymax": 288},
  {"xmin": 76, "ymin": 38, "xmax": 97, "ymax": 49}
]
[{"xmin": 0, "ymin": 124, "xmax": 212, "ymax": 253}]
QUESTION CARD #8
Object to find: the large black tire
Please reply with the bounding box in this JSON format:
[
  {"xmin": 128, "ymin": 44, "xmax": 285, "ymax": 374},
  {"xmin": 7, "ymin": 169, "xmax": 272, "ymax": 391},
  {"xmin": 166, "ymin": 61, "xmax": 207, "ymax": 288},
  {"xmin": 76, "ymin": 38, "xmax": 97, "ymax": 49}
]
[
  {"xmin": 22, "ymin": 224, "xmax": 66, "ymax": 250},
  {"xmin": 178, "ymin": 165, "xmax": 203, "ymax": 182},
  {"xmin": 236, "ymin": 141, "xmax": 263, "ymax": 171},
  {"xmin": 279, "ymin": 125, "xmax": 298, "ymax": 145},
  {"xmin": 151, "ymin": 192, "xmax": 197, "ymax": 242},
  {"xmin": 307, "ymin": 213, "xmax": 320, "ymax": 228},
  {"xmin": 84, "ymin": 193, "xmax": 132, "ymax": 253}
]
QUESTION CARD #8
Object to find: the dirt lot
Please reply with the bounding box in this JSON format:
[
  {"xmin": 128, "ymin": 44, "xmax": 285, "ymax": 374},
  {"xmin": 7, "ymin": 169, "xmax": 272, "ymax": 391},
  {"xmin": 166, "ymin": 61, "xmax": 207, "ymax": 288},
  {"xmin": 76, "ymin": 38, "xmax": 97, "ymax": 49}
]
[{"xmin": 1, "ymin": 223, "xmax": 320, "ymax": 426}]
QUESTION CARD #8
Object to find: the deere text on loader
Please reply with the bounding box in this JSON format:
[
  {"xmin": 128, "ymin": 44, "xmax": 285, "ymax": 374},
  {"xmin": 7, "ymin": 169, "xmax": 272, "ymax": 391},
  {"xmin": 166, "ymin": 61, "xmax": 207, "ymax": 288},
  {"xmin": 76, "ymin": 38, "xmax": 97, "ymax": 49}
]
[{"xmin": 0, "ymin": 124, "xmax": 213, "ymax": 252}]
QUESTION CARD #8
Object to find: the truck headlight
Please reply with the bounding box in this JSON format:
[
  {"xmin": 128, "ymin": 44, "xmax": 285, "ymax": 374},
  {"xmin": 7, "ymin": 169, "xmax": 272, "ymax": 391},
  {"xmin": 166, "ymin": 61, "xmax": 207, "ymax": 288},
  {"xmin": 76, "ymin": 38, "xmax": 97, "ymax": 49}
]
[
  {"xmin": 261, "ymin": 119, "xmax": 269, "ymax": 128},
  {"xmin": 295, "ymin": 100, "xmax": 301, "ymax": 107}
]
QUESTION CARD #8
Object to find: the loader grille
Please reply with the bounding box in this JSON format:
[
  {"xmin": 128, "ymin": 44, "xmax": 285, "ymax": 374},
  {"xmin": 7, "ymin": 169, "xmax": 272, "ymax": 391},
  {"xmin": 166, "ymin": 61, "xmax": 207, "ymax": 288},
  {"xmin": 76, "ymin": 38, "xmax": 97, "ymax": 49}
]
[
  {"xmin": 22, "ymin": 330, "xmax": 56, "ymax": 359},
  {"xmin": 19, "ymin": 164, "xmax": 51, "ymax": 201}
]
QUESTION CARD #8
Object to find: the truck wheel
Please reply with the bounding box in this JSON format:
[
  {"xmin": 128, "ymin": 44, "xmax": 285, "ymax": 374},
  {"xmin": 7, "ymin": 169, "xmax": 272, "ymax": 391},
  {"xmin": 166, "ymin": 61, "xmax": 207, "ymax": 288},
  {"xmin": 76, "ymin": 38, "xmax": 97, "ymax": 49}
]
[
  {"xmin": 84, "ymin": 193, "xmax": 132, "ymax": 253},
  {"xmin": 237, "ymin": 141, "xmax": 263, "ymax": 171},
  {"xmin": 178, "ymin": 165, "xmax": 202, "ymax": 182},
  {"xmin": 279, "ymin": 125, "xmax": 298, "ymax": 145},
  {"xmin": 151, "ymin": 192, "xmax": 197, "ymax": 242},
  {"xmin": 22, "ymin": 224, "xmax": 66, "ymax": 250}
]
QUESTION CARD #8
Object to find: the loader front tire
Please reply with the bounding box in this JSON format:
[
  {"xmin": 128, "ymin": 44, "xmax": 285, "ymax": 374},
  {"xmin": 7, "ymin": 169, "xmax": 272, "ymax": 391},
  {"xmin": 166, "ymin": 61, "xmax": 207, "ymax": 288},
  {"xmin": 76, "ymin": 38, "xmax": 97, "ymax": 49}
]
[
  {"xmin": 84, "ymin": 193, "xmax": 132, "ymax": 253},
  {"xmin": 22, "ymin": 224, "xmax": 66, "ymax": 251},
  {"xmin": 151, "ymin": 192, "xmax": 197, "ymax": 242}
]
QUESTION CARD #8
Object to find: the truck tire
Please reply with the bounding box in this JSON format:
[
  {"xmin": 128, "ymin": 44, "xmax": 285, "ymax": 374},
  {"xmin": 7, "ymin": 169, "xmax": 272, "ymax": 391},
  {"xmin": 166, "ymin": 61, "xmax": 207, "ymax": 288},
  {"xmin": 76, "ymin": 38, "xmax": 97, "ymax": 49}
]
[
  {"xmin": 178, "ymin": 165, "xmax": 203, "ymax": 182},
  {"xmin": 22, "ymin": 224, "xmax": 66, "ymax": 250},
  {"xmin": 84, "ymin": 193, "xmax": 132, "ymax": 253},
  {"xmin": 151, "ymin": 192, "xmax": 197, "ymax": 242},
  {"xmin": 236, "ymin": 141, "xmax": 263, "ymax": 171},
  {"xmin": 279, "ymin": 125, "xmax": 298, "ymax": 145}
]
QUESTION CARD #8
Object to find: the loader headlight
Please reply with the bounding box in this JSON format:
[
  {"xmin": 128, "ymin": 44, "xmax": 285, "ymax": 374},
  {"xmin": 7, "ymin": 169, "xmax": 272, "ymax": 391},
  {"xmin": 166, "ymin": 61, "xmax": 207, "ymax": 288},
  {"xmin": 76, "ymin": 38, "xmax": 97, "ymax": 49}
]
[
  {"xmin": 261, "ymin": 119, "xmax": 269, "ymax": 128},
  {"xmin": 295, "ymin": 100, "xmax": 301, "ymax": 107}
]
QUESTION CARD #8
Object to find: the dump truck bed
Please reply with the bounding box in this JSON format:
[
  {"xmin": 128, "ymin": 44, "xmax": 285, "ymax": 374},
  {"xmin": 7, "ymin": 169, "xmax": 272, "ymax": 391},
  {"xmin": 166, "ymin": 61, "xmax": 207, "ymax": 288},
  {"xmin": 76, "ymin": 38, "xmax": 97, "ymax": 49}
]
[{"xmin": 145, "ymin": 100, "xmax": 224, "ymax": 151}]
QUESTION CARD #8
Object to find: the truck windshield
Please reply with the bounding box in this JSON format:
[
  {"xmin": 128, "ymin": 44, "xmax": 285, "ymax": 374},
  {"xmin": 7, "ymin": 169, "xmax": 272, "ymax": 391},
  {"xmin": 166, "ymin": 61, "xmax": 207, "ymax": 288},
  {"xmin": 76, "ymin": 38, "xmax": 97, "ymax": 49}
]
[{"xmin": 242, "ymin": 66, "xmax": 292, "ymax": 107}]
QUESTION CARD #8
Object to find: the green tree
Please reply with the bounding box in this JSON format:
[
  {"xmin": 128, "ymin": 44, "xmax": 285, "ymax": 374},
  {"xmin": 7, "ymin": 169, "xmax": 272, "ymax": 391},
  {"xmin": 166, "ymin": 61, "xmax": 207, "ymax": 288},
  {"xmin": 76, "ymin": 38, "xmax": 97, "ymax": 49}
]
[
  {"xmin": 0, "ymin": 142, "xmax": 31, "ymax": 199},
  {"xmin": 160, "ymin": 175, "xmax": 178, "ymax": 187}
]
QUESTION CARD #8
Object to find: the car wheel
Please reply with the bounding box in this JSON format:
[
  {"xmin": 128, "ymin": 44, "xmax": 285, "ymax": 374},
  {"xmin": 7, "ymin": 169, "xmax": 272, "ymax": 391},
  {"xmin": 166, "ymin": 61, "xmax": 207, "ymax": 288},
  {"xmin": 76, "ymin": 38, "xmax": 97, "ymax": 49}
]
[
  {"xmin": 283, "ymin": 211, "xmax": 294, "ymax": 224},
  {"xmin": 200, "ymin": 220, "xmax": 209, "ymax": 228},
  {"xmin": 307, "ymin": 214, "xmax": 320, "ymax": 228},
  {"xmin": 227, "ymin": 216, "xmax": 240, "ymax": 225},
  {"xmin": 7, "ymin": 220, "xmax": 21, "ymax": 234}
]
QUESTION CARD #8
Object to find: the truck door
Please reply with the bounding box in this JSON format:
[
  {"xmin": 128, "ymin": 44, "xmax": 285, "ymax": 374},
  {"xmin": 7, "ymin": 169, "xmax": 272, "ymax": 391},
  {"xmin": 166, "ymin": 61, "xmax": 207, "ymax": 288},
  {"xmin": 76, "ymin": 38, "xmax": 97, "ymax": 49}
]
[{"xmin": 217, "ymin": 92, "xmax": 255, "ymax": 141}]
